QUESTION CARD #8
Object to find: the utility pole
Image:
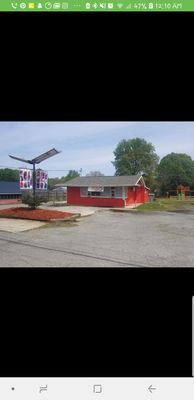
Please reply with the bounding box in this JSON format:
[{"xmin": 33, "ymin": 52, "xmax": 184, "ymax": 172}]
[{"xmin": 32, "ymin": 162, "xmax": 36, "ymax": 204}]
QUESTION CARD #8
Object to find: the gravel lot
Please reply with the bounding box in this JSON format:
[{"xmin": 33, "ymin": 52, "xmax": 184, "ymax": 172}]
[{"xmin": 0, "ymin": 209, "xmax": 194, "ymax": 267}]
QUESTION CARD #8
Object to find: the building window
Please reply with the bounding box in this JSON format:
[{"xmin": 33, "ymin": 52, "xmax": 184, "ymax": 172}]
[
  {"xmin": 80, "ymin": 186, "xmax": 123, "ymax": 198},
  {"xmin": 90, "ymin": 191, "xmax": 101, "ymax": 196},
  {"xmin": 80, "ymin": 187, "xmax": 88, "ymax": 197},
  {"xmin": 111, "ymin": 187, "xmax": 115, "ymax": 197},
  {"xmin": 115, "ymin": 187, "xmax": 123, "ymax": 198}
]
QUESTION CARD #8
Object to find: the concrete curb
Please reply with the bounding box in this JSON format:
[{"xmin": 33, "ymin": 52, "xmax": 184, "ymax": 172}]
[
  {"xmin": 0, "ymin": 213, "xmax": 80, "ymax": 222},
  {"xmin": 49, "ymin": 213, "xmax": 80, "ymax": 222}
]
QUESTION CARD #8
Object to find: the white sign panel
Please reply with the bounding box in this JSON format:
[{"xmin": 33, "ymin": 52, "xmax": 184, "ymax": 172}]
[{"xmin": 88, "ymin": 186, "xmax": 104, "ymax": 192}]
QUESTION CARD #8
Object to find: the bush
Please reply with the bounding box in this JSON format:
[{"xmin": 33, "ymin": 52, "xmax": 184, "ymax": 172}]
[{"xmin": 22, "ymin": 194, "xmax": 46, "ymax": 209}]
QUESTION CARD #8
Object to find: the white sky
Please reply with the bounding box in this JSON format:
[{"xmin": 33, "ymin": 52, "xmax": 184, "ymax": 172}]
[{"xmin": 0, "ymin": 121, "xmax": 193, "ymax": 178}]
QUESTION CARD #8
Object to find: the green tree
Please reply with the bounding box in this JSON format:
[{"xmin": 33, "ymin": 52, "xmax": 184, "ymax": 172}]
[
  {"xmin": 0, "ymin": 168, "xmax": 19, "ymax": 181},
  {"xmin": 157, "ymin": 153, "xmax": 194, "ymax": 193},
  {"xmin": 86, "ymin": 171, "xmax": 104, "ymax": 176},
  {"xmin": 48, "ymin": 170, "xmax": 80, "ymax": 189},
  {"xmin": 47, "ymin": 177, "xmax": 61, "ymax": 190},
  {"xmin": 112, "ymin": 138, "xmax": 159, "ymax": 188},
  {"xmin": 63, "ymin": 170, "xmax": 80, "ymax": 182},
  {"xmin": 22, "ymin": 193, "xmax": 46, "ymax": 210}
]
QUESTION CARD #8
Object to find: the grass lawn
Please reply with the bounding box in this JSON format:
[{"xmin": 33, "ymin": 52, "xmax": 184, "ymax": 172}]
[{"xmin": 137, "ymin": 197, "xmax": 194, "ymax": 212}]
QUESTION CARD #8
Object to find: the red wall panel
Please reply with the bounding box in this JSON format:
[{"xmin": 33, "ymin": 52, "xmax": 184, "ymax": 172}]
[
  {"xmin": 126, "ymin": 187, "xmax": 135, "ymax": 205},
  {"xmin": 126, "ymin": 187, "xmax": 149, "ymax": 204},
  {"xmin": 67, "ymin": 187, "xmax": 125, "ymax": 207},
  {"xmin": 67, "ymin": 186, "xmax": 149, "ymax": 207}
]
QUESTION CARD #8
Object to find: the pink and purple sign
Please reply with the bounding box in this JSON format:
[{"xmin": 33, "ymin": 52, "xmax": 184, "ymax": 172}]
[
  {"xmin": 19, "ymin": 168, "xmax": 33, "ymax": 190},
  {"xmin": 36, "ymin": 169, "xmax": 48, "ymax": 190}
]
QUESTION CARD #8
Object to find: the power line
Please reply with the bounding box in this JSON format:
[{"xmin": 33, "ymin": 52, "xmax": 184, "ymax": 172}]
[{"xmin": 0, "ymin": 166, "xmax": 80, "ymax": 172}]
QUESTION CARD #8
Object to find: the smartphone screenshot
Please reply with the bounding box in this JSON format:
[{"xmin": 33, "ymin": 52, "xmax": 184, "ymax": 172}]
[{"xmin": 0, "ymin": 121, "xmax": 194, "ymax": 399}]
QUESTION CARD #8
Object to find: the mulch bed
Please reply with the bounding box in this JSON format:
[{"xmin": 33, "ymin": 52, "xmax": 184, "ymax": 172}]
[{"xmin": 0, "ymin": 207, "xmax": 77, "ymax": 221}]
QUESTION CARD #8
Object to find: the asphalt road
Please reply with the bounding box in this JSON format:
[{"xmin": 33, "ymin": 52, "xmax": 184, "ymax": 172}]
[{"xmin": 0, "ymin": 210, "xmax": 194, "ymax": 267}]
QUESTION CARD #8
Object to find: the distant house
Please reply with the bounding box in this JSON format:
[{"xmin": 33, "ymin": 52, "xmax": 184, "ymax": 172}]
[
  {"xmin": 52, "ymin": 184, "xmax": 67, "ymax": 193},
  {"xmin": 66, "ymin": 175, "xmax": 149, "ymax": 207},
  {"xmin": 0, "ymin": 181, "xmax": 22, "ymax": 200}
]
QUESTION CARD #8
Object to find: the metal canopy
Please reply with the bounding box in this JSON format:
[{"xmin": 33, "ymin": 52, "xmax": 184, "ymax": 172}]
[
  {"xmin": 9, "ymin": 148, "xmax": 61, "ymax": 165},
  {"xmin": 9, "ymin": 155, "xmax": 32, "ymax": 164},
  {"xmin": 31, "ymin": 148, "xmax": 61, "ymax": 164}
]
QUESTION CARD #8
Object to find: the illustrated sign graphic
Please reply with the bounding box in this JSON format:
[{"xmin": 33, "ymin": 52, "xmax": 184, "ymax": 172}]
[
  {"xmin": 36, "ymin": 169, "xmax": 48, "ymax": 190},
  {"xmin": 19, "ymin": 168, "xmax": 48, "ymax": 190},
  {"xmin": 19, "ymin": 168, "xmax": 33, "ymax": 189}
]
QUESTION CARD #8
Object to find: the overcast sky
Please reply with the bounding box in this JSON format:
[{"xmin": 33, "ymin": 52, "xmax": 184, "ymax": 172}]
[{"xmin": 0, "ymin": 121, "xmax": 193, "ymax": 178}]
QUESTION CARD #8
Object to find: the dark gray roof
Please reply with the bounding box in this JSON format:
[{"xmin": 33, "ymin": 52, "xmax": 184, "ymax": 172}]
[
  {"xmin": 0, "ymin": 181, "xmax": 21, "ymax": 194},
  {"xmin": 66, "ymin": 175, "xmax": 145, "ymax": 187}
]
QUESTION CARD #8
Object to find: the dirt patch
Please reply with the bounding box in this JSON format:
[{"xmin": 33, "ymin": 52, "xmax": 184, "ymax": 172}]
[{"xmin": 0, "ymin": 207, "xmax": 78, "ymax": 221}]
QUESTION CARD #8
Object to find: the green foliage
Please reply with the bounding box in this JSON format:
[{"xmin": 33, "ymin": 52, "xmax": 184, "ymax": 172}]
[
  {"xmin": 22, "ymin": 194, "xmax": 46, "ymax": 209},
  {"xmin": 48, "ymin": 177, "xmax": 61, "ymax": 190},
  {"xmin": 63, "ymin": 170, "xmax": 80, "ymax": 181},
  {"xmin": 112, "ymin": 138, "xmax": 159, "ymax": 189},
  {"xmin": 48, "ymin": 170, "xmax": 80, "ymax": 189},
  {"xmin": 0, "ymin": 168, "xmax": 19, "ymax": 181},
  {"xmin": 157, "ymin": 153, "xmax": 194, "ymax": 193},
  {"xmin": 86, "ymin": 171, "xmax": 105, "ymax": 176}
]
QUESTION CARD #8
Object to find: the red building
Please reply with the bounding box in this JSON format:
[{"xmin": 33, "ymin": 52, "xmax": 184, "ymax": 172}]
[{"xmin": 66, "ymin": 175, "xmax": 149, "ymax": 208}]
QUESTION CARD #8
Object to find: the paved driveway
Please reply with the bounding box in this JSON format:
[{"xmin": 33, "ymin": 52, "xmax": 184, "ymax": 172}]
[{"xmin": 0, "ymin": 209, "xmax": 194, "ymax": 267}]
